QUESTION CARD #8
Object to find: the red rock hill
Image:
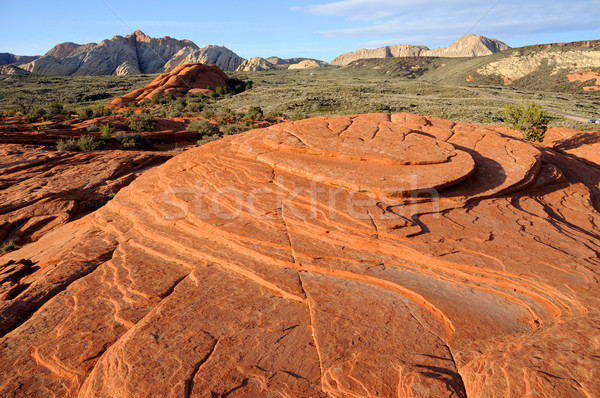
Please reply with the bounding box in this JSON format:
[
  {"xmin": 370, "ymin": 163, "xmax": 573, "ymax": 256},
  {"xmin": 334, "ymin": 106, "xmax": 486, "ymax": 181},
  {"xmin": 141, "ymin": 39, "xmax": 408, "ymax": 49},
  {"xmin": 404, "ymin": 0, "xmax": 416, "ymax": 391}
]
[
  {"xmin": 1, "ymin": 114, "xmax": 599, "ymax": 397},
  {"xmin": 107, "ymin": 63, "xmax": 229, "ymax": 108}
]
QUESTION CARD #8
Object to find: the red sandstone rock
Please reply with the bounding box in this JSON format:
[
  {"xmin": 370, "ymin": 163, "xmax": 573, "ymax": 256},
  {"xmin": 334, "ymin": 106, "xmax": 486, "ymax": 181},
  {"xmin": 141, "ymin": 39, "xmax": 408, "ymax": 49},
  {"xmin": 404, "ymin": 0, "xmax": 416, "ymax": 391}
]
[
  {"xmin": 107, "ymin": 63, "xmax": 230, "ymax": 108},
  {"xmin": 1, "ymin": 113, "xmax": 599, "ymax": 397},
  {"xmin": 0, "ymin": 144, "xmax": 172, "ymax": 247}
]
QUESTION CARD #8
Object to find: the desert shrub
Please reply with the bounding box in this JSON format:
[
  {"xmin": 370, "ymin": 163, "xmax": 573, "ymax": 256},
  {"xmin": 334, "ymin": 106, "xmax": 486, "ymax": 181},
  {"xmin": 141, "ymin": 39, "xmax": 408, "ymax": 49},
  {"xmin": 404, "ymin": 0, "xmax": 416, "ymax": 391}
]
[
  {"xmin": 152, "ymin": 109, "xmax": 167, "ymax": 118},
  {"xmin": 227, "ymin": 78, "xmax": 252, "ymax": 93},
  {"xmin": 24, "ymin": 108, "xmax": 46, "ymax": 123},
  {"xmin": 2, "ymin": 109, "xmax": 16, "ymax": 117},
  {"xmin": 264, "ymin": 112, "xmax": 282, "ymax": 123},
  {"xmin": 501, "ymin": 102, "xmax": 549, "ymax": 142},
  {"xmin": 1, "ymin": 243, "xmax": 17, "ymax": 254},
  {"xmin": 218, "ymin": 107, "xmax": 235, "ymax": 120},
  {"xmin": 47, "ymin": 101, "xmax": 64, "ymax": 116},
  {"xmin": 215, "ymin": 86, "xmax": 230, "ymax": 96},
  {"xmin": 129, "ymin": 114, "xmax": 156, "ymax": 132},
  {"xmin": 167, "ymin": 93, "xmax": 175, "ymax": 101},
  {"xmin": 202, "ymin": 108, "xmax": 215, "ymax": 119},
  {"xmin": 187, "ymin": 102, "xmax": 204, "ymax": 113},
  {"xmin": 197, "ymin": 134, "xmax": 221, "ymax": 145},
  {"xmin": 78, "ymin": 135, "xmax": 103, "ymax": 151},
  {"xmin": 79, "ymin": 108, "xmax": 94, "ymax": 120},
  {"xmin": 56, "ymin": 138, "xmax": 81, "ymax": 151},
  {"xmin": 167, "ymin": 110, "xmax": 183, "ymax": 118},
  {"xmin": 223, "ymin": 123, "xmax": 252, "ymax": 136},
  {"xmin": 86, "ymin": 123, "xmax": 99, "ymax": 132},
  {"xmin": 99, "ymin": 124, "xmax": 115, "ymax": 140},
  {"xmin": 23, "ymin": 113, "xmax": 37, "ymax": 123},
  {"xmin": 186, "ymin": 119, "xmax": 219, "ymax": 135},
  {"xmin": 245, "ymin": 106, "xmax": 264, "ymax": 121},
  {"xmin": 93, "ymin": 107, "xmax": 112, "ymax": 117},
  {"xmin": 118, "ymin": 133, "xmax": 151, "ymax": 150}
]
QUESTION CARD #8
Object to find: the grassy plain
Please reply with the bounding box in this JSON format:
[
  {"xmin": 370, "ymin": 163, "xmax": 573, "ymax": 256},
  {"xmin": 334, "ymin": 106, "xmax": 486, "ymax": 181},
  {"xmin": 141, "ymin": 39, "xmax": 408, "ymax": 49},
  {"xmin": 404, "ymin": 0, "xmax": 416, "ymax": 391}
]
[{"xmin": 1, "ymin": 59, "xmax": 599, "ymax": 131}]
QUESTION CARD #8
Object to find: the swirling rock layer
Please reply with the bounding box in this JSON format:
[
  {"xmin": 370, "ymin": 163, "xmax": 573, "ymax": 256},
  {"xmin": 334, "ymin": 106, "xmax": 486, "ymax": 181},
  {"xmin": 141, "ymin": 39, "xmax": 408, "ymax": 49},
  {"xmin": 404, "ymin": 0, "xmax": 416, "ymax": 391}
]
[{"xmin": 1, "ymin": 113, "xmax": 600, "ymax": 397}]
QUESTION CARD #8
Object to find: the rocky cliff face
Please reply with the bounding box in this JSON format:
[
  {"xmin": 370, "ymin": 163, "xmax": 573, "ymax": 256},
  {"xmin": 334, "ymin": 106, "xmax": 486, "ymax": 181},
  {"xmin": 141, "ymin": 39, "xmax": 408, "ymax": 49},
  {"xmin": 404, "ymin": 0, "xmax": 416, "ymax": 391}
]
[
  {"xmin": 426, "ymin": 34, "xmax": 510, "ymax": 57},
  {"xmin": 331, "ymin": 34, "xmax": 509, "ymax": 66},
  {"xmin": 1, "ymin": 113, "xmax": 599, "ymax": 397},
  {"xmin": 331, "ymin": 45, "xmax": 427, "ymax": 66},
  {"xmin": 235, "ymin": 57, "xmax": 275, "ymax": 72},
  {"xmin": 0, "ymin": 53, "xmax": 39, "ymax": 66},
  {"xmin": 19, "ymin": 31, "xmax": 244, "ymax": 76},
  {"xmin": 478, "ymin": 48, "xmax": 600, "ymax": 81},
  {"xmin": 160, "ymin": 45, "xmax": 244, "ymax": 72}
]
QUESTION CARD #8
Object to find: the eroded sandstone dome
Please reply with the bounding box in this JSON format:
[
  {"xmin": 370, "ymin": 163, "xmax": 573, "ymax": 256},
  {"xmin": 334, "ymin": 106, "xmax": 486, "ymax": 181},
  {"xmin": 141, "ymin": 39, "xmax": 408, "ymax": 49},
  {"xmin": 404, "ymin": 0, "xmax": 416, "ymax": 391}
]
[{"xmin": 1, "ymin": 113, "xmax": 599, "ymax": 397}]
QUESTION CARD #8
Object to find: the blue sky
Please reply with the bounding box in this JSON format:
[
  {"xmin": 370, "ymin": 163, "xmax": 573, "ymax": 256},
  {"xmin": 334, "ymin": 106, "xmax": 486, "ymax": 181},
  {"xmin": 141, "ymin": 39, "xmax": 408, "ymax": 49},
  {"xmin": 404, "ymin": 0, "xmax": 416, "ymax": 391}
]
[{"xmin": 1, "ymin": 0, "xmax": 598, "ymax": 62}]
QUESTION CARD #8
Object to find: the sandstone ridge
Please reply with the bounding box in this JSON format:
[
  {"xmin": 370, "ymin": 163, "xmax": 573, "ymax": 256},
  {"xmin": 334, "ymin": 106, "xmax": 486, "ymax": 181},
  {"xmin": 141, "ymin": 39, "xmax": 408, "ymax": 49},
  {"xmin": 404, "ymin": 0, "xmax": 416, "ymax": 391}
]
[{"xmin": 1, "ymin": 113, "xmax": 599, "ymax": 397}]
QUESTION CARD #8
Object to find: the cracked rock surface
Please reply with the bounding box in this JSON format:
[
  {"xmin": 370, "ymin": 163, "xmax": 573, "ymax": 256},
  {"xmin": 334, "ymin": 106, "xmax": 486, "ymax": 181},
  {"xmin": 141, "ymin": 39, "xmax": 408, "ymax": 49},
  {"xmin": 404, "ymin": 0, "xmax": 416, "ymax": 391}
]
[{"xmin": 1, "ymin": 113, "xmax": 599, "ymax": 397}]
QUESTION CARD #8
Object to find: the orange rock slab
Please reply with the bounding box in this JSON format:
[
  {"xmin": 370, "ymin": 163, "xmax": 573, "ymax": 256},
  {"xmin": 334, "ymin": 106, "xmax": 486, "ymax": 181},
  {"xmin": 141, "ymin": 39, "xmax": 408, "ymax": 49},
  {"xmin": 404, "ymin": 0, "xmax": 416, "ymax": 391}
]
[{"xmin": 1, "ymin": 113, "xmax": 600, "ymax": 397}]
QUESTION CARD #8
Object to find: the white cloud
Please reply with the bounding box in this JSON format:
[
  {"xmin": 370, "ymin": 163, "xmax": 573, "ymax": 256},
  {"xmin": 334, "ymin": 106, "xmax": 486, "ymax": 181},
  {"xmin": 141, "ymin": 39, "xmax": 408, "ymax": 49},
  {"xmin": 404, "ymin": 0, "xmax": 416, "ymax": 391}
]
[{"xmin": 299, "ymin": 0, "xmax": 600, "ymax": 47}]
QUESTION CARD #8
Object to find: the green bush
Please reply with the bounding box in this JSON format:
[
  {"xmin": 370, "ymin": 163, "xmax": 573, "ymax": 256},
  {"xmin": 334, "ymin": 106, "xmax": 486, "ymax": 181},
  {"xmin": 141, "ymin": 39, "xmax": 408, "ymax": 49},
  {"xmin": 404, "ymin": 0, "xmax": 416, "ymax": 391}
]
[
  {"xmin": 56, "ymin": 138, "xmax": 81, "ymax": 151},
  {"xmin": 227, "ymin": 78, "xmax": 252, "ymax": 93},
  {"xmin": 1, "ymin": 243, "xmax": 17, "ymax": 254},
  {"xmin": 23, "ymin": 108, "xmax": 47, "ymax": 123},
  {"xmin": 501, "ymin": 102, "xmax": 549, "ymax": 142},
  {"xmin": 23, "ymin": 113, "xmax": 38, "ymax": 123},
  {"xmin": 47, "ymin": 101, "xmax": 64, "ymax": 116},
  {"xmin": 223, "ymin": 123, "xmax": 253, "ymax": 136},
  {"xmin": 118, "ymin": 133, "xmax": 152, "ymax": 150},
  {"xmin": 78, "ymin": 135, "xmax": 103, "ymax": 151},
  {"xmin": 186, "ymin": 119, "xmax": 220, "ymax": 135},
  {"xmin": 79, "ymin": 108, "xmax": 94, "ymax": 120},
  {"xmin": 86, "ymin": 123, "xmax": 99, "ymax": 132},
  {"xmin": 129, "ymin": 114, "xmax": 157, "ymax": 132},
  {"xmin": 99, "ymin": 124, "xmax": 115, "ymax": 140},
  {"xmin": 245, "ymin": 106, "xmax": 264, "ymax": 121},
  {"xmin": 215, "ymin": 86, "xmax": 230, "ymax": 96},
  {"xmin": 202, "ymin": 108, "xmax": 215, "ymax": 119}
]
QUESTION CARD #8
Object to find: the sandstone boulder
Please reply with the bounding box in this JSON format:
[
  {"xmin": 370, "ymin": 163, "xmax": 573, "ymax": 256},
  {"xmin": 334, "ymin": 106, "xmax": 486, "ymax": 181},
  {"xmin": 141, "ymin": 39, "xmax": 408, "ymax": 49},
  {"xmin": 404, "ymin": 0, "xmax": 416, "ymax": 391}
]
[
  {"xmin": 107, "ymin": 63, "xmax": 230, "ymax": 108},
  {"xmin": 1, "ymin": 113, "xmax": 599, "ymax": 397}
]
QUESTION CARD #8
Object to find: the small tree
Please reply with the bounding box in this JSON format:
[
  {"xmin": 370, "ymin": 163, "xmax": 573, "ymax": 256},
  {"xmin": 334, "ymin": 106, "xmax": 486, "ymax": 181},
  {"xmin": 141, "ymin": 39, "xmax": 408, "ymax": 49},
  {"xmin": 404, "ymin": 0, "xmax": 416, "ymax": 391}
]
[{"xmin": 501, "ymin": 102, "xmax": 549, "ymax": 143}]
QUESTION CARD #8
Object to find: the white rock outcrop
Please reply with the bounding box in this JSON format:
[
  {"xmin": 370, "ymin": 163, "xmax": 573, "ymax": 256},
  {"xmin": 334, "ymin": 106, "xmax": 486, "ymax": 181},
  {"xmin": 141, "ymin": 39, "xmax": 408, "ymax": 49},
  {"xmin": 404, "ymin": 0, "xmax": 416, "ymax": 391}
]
[{"xmin": 20, "ymin": 31, "xmax": 244, "ymax": 76}]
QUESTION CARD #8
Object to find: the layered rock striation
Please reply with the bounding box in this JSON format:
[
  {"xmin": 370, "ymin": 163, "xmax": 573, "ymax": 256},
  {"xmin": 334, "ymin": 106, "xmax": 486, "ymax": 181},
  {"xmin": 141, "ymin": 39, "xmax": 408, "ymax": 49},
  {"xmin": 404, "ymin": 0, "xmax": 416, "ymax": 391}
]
[{"xmin": 1, "ymin": 113, "xmax": 599, "ymax": 397}]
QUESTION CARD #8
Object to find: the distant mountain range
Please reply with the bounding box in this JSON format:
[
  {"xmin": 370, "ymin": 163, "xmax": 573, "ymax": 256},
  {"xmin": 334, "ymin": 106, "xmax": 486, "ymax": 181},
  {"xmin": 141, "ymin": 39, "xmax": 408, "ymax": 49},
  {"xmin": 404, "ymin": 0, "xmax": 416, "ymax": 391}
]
[
  {"xmin": 1, "ymin": 32, "xmax": 511, "ymax": 76},
  {"xmin": 330, "ymin": 34, "xmax": 510, "ymax": 66}
]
